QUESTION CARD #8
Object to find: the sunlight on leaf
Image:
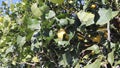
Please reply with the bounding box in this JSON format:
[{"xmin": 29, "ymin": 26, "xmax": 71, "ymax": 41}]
[
  {"xmin": 96, "ymin": 8, "xmax": 119, "ymax": 25},
  {"xmin": 17, "ymin": 35, "xmax": 26, "ymax": 47},
  {"xmin": 31, "ymin": 3, "xmax": 42, "ymax": 17},
  {"xmin": 75, "ymin": 63, "xmax": 80, "ymax": 68},
  {"xmin": 5, "ymin": 45, "xmax": 15, "ymax": 55},
  {"xmin": 27, "ymin": 18, "xmax": 41, "ymax": 30},
  {"xmin": 84, "ymin": 59, "xmax": 101, "ymax": 68},
  {"xmin": 46, "ymin": 10, "xmax": 56, "ymax": 19},
  {"xmin": 59, "ymin": 53, "xmax": 72, "ymax": 67},
  {"xmin": 107, "ymin": 49, "xmax": 115, "ymax": 65},
  {"xmin": 59, "ymin": 18, "xmax": 68, "ymax": 26},
  {"xmin": 86, "ymin": 45, "xmax": 100, "ymax": 54},
  {"xmin": 49, "ymin": 0, "xmax": 64, "ymax": 4},
  {"xmin": 77, "ymin": 11, "xmax": 95, "ymax": 26},
  {"xmin": 32, "ymin": 56, "xmax": 39, "ymax": 62},
  {"xmin": 12, "ymin": 60, "xmax": 16, "ymax": 65}
]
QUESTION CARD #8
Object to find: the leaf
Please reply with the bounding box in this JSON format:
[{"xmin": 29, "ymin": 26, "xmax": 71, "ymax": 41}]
[
  {"xmin": 59, "ymin": 18, "xmax": 68, "ymax": 26},
  {"xmin": 27, "ymin": 18, "xmax": 41, "ymax": 30},
  {"xmin": 84, "ymin": 59, "xmax": 101, "ymax": 68},
  {"xmin": 96, "ymin": 8, "xmax": 119, "ymax": 25},
  {"xmin": 59, "ymin": 53, "xmax": 72, "ymax": 67},
  {"xmin": 31, "ymin": 3, "xmax": 42, "ymax": 17},
  {"xmin": 115, "ymin": 60, "xmax": 120, "ymax": 66},
  {"xmin": 26, "ymin": 55, "xmax": 32, "ymax": 59},
  {"xmin": 49, "ymin": 0, "xmax": 64, "ymax": 4},
  {"xmin": 107, "ymin": 49, "xmax": 114, "ymax": 65},
  {"xmin": 40, "ymin": 4, "xmax": 49, "ymax": 12},
  {"xmin": 86, "ymin": 45, "xmax": 100, "ymax": 54},
  {"xmin": 68, "ymin": 32, "xmax": 74, "ymax": 40},
  {"xmin": 5, "ymin": 45, "xmax": 15, "ymax": 55},
  {"xmin": 46, "ymin": 10, "xmax": 56, "ymax": 19},
  {"xmin": 57, "ymin": 40, "xmax": 69, "ymax": 46},
  {"xmin": 17, "ymin": 35, "xmax": 26, "ymax": 47},
  {"xmin": 67, "ymin": 18, "xmax": 75, "ymax": 24},
  {"xmin": 10, "ymin": 4, "xmax": 14, "ymax": 11},
  {"xmin": 75, "ymin": 63, "xmax": 80, "ymax": 68},
  {"xmin": 49, "ymin": 30, "xmax": 53, "ymax": 37},
  {"xmin": 112, "ymin": 11, "xmax": 119, "ymax": 17},
  {"xmin": 32, "ymin": 56, "xmax": 39, "ymax": 62},
  {"xmin": 77, "ymin": 11, "xmax": 95, "ymax": 26},
  {"xmin": 12, "ymin": 60, "xmax": 16, "ymax": 65}
]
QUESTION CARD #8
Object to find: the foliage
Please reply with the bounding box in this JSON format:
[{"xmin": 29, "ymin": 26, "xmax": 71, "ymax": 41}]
[{"xmin": 0, "ymin": 0, "xmax": 120, "ymax": 68}]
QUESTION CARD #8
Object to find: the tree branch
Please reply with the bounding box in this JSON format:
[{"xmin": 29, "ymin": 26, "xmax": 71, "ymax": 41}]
[{"xmin": 107, "ymin": 22, "xmax": 111, "ymax": 41}]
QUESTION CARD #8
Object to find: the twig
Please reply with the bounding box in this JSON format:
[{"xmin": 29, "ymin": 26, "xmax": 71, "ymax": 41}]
[
  {"xmin": 107, "ymin": 22, "xmax": 111, "ymax": 52},
  {"xmin": 107, "ymin": 22, "xmax": 111, "ymax": 41},
  {"xmin": 17, "ymin": 62, "xmax": 36, "ymax": 66}
]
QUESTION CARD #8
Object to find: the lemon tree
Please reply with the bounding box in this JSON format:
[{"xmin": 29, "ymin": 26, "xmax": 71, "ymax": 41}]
[{"xmin": 0, "ymin": 0, "xmax": 120, "ymax": 68}]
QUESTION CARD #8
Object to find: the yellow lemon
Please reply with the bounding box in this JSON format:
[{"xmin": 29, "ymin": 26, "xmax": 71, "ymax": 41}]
[
  {"xmin": 57, "ymin": 28, "xmax": 66, "ymax": 40},
  {"xmin": 91, "ymin": 50, "xmax": 95, "ymax": 55},
  {"xmin": 90, "ymin": 4, "xmax": 96, "ymax": 9},
  {"xmin": 91, "ymin": 35, "xmax": 101, "ymax": 43}
]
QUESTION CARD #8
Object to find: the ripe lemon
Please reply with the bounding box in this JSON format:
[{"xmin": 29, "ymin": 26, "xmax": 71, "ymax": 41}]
[
  {"xmin": 57, "ymin": 28, "xmax": 66, "ymax": 40},
  {"xmin": 91, "ymin": 35, "xmax": 101, "ymax": 43},
  {"xmin": 91, "ymin": 50, "xmax": 95, "ymax": 55},
  {"xmin": 90, "ymin": 4, "xmax": 96, "ymax": 9}
]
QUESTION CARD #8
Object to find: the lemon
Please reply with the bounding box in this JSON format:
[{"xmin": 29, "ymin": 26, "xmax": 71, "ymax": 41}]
[
  {"xmin": 91, "ymin": 35, "xmax": 101, "ymax": 43},
  {"xmin": 57, "ymin": 28, "xmax": 66, "ymax": 40},
  {"xmin": 91, "ymin": 50, "xmax": 95, "ymax": 55},
  {"xmin": 90, "ymin": 4, "xmax": 96, "ymax": 9}
]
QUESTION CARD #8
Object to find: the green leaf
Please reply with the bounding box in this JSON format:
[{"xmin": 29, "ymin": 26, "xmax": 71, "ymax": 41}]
[
  {"xmin": 107, "ymin": 49, "xmax": 114, "ymax": 65},
  {"xmin": 57, "ymin": 40, "xmax": 69, "ymax": 46},
  {"xmin": 84, "ymin": 59, "xmax": 101, "ymax": 68},
  {"xmin": 32, "ymin": 56, "xmax": 39, "ymax": 62},
  {"xmin": 59, "ymin": 53, "xmax": 72, "ymax": 67},
  {"xmin": 49, "ymin": 30, "xmax": 53, "ymax": 37},
  {"xmin": 27, "ymin": 18, "xmax": 41, "ymax": 30},
  {"xmin": 49, "ymin": 0, "xmax": 64, "ymax": 4},
  {"xmin": 12, "ymin": 60, "xmax": 16, "ymax": 65},
  {"xmin": 102, "ymin": 0, "xmax": 106, "ymax": 4},
  {"xmin": 31, "ymin": 3, "xmax": 42, "ymax": 17},
  {"xmin": 77, "ymin": 11, "xmax": 95, "ymax": 26},
  {"xmin": 40, "ymin": 4, "xmax": 49, "ymax": 12},
  {"xmin": 10, "ymin": 4, "xmax": 14, "ymax": 11},
  {"xmin": 86, "ymin": 45, "xmax": 100, "ymax": 54},
  {"xmin": 68, "ymin": 32, "xmax": 74, "ymax": 41},
  {"xmin": 112, "ymin": 11, "xmax": 119, "ymax": 18},
  {"xmin": 75, "ymin": 63, "xmax": 80, "ymax": 68},
  {"xmin": 46, "ymin": 10, "xmax": 56, "ymax": 19},
  {"xmin": 115, "ymin": 60, "xmax": 120, "ymax": 66},
  {"xmin": 5, "ymin": 45, "xmax": 15, "ymax": 54},
  {"xmin": 96, "ymin": 8, "xmax": 119, "ymax": 25},
  {"xmin": 59, "ymin": 18, "xmax": 68, "ymax": 26},
  {"xmin": 17, "ymin": 35, "xmax": 26, "ymax": 47},
  {"xmin": 67, "ymin": 18, "xmax": 75, "ymax": 24}
]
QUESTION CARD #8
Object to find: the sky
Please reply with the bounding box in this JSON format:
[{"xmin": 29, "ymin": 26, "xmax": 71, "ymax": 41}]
[{"xmin": 0, "ymin": 0, "xmax": 21, "ymax": 6}]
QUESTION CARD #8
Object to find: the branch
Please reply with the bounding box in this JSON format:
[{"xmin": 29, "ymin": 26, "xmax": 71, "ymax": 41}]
[
  {"xmin": 17, "ymin": 62, "xmax": 36, "ymax": 66},
  {"xmin": 107, "ymin": 22, "xmax": 111, "ymax": 41}
]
